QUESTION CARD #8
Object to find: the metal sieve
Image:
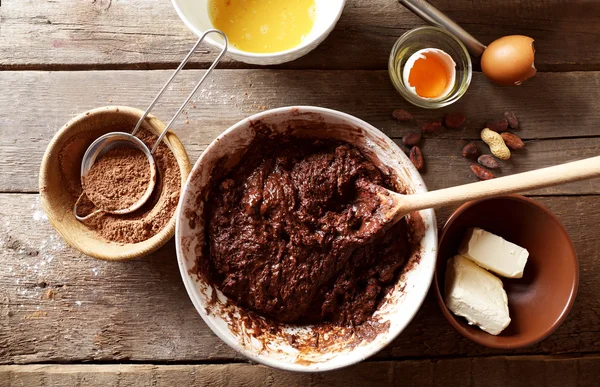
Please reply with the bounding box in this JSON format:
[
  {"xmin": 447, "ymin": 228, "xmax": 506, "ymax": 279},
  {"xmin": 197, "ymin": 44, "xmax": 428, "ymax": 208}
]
[{"xmin": 74, "ymin": 29, "xmax": 228, "ymax": 221}]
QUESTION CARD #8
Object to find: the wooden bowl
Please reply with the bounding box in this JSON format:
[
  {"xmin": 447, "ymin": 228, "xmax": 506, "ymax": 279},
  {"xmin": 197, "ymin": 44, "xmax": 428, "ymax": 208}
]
[
  {"xmin": 434, "ymin": 195, "xmax": 579, "ymax": 348},
  {"xmin": 39, "ymin": 106, "xmax": 191, "ymax": 261}
]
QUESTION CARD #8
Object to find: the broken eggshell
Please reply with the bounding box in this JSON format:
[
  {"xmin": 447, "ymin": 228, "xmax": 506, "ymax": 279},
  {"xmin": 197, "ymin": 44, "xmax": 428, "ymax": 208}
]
[
  {"xmin": 402, "ymin": 48, "xmax": 456, "ymax": 100},
  {"xmin": 481, "ymin": 35, "xmax": 536, "ymax": 86}
]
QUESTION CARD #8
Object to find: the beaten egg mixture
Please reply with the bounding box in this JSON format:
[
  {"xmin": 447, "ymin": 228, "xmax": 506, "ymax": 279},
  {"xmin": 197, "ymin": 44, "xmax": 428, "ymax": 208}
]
[{"xmin": 209, "ymin": 0, "xmax": 316, "ymax": 53}]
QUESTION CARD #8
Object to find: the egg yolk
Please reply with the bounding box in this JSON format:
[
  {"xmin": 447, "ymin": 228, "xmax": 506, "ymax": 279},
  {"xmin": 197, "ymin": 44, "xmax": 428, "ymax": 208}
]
[
  {"xmin": 208, "ymin": 0, "xmax": 316, "ymax": 54},
  {"xmin": 407, "ymin": 53, "xmax": 451, "ymax": 99}
]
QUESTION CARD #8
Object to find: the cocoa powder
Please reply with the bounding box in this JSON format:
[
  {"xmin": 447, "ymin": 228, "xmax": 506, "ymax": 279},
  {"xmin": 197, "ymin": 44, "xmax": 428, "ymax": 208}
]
[
  {"xmin": 82, "ymin": 147, "xmax": 151, "ymax": 211},
  {"xmin": 59, "ymin": 129, "xmax": 181, "ymax": 244}
]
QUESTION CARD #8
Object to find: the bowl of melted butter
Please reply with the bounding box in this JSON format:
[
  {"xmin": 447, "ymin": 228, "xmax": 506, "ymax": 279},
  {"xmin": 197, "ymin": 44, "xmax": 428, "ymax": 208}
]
[{"xmin": 172, "ymin": 0, "xmax": 346, "ymax": 65}]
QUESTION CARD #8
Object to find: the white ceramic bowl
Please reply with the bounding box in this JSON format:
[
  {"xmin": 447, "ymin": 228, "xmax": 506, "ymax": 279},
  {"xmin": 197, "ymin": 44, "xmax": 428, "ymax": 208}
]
[
  {"xmin": 171, "ymin": 0, "xmax": 346, "ymax": 65},
  {"xmin": 176, "ymin": 106, "xmax": 437, "ymax": 371}
]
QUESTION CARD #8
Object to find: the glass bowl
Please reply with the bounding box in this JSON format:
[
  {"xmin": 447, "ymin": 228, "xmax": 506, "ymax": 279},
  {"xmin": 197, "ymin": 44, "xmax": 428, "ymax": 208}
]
[{"xmin": 389, "ymin": 26, "xmax": 472, "ymax": 109}]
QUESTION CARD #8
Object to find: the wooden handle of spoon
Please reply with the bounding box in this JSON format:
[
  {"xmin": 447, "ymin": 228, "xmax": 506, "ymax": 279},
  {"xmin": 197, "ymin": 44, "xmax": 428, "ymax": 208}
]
[{"xmin": 399, "ymin": 156, "xmax": 600, "ymax": 214}]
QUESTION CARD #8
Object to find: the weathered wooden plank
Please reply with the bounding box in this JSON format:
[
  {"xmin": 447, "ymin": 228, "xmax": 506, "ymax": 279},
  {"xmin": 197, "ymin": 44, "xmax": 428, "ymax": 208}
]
[
  {"xmin": 1, "ymin": 70, "xmax": 600, "ymax": 193},
  {"xmin": 1, "ymin": 355, "xmax": 600, "ymax": 387},
  {"xmin": 0, "ymin": 194, "xmax": 598, "ymax": 364},
  {"xmin": 1, "ymin": 0, "xmax": 599, "ymax": 70}
]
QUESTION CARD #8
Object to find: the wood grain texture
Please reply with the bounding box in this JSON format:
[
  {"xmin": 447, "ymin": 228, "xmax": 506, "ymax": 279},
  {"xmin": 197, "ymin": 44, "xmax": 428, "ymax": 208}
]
[
  {"xmin": 1, "ymin": 194, "xmax": 598, "ymax": 364},
  {"xmin": 1, "ymin": 0, "xmax": 599, "ymax": 70},
  {"xmin": 1, "ymin": 356, "xmax": 600, "ymax": 387},
  {"xmin": 1, "ymin": 70, "xmax": 600, "ymax": 193},
  {"xmin": 3, "ymin": 0, "xmax": 600, "ymax": 381}
]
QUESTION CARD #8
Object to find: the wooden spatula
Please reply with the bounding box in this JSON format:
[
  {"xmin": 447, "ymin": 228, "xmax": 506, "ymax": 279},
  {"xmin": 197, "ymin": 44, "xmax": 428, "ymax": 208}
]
[{"xmin": 372, "ymin": 156, "xmax": 600, "ymax": 226}]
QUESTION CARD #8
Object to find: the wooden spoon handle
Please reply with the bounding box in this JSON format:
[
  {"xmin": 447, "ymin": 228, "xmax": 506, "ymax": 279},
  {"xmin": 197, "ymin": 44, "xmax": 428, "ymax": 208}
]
[{"xmin": 400, "ymin": 156, "xmax": 600, "ymax": 213}]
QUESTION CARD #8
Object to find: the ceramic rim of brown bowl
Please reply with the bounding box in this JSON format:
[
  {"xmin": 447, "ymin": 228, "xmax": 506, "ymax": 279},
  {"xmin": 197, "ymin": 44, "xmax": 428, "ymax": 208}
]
[
  {"xmin": 433, "ymin": 194, "xmax": 579, "ymax": 348},
  {"xmin": 39, "ymin": 106, "xmax": 191, "ymax": 261}
]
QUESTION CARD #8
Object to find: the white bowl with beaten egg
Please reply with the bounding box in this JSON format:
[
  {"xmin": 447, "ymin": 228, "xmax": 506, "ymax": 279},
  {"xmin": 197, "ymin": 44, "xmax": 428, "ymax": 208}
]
[
  {"xmin": 175, "ymin": 106, "xmax": 437, "ymax": 371},
  {"xmin": 171, "ymin": 0, "xmax": 346, "ymax": 65}
]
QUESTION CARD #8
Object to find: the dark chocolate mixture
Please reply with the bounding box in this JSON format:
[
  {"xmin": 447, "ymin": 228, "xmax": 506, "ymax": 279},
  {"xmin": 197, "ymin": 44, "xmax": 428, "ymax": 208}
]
[{"xmin": 204, "ymin": 137, "xmax": 411, "ymax": 326}]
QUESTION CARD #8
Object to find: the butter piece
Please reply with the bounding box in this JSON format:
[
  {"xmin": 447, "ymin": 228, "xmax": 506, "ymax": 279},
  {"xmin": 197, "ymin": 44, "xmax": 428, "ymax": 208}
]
[
  {"xmin": 445, "ymin": 255, "xmax": 511, "ymax": 335},
  {"xmin": 459, "ymin": 227, "xmax": 529, "ymax": 278}
]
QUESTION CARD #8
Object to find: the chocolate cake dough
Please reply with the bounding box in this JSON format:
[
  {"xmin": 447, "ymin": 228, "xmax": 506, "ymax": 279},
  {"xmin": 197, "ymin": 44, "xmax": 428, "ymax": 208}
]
[{"xmin": 205, "ymin": 136, "xmax": 412, "ymax": 326}]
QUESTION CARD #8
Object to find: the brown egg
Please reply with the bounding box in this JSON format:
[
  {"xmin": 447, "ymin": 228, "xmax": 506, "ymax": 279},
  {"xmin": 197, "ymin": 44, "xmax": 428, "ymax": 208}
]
[{"xmin": 481, "ymin": 35, "xmax": 536, "ymax": 86}]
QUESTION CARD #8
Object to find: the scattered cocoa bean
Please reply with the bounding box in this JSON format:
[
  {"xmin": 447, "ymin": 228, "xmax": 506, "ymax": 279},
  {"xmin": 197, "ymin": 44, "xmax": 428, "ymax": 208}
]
[
  {"xmin": 402, "ymin": 130, "xmax": 422, "ymax": 146},
  {"xmin": 409, "ymin": 146, "xmax": 424, "ymax": 170},
  {"xmin": 462, "ymin": 142, "xmax": 481, "ymax": 159},
  {"xmin": 500, "ymin": 132, "xmax": 525, "ymax": 150},
  {"xmin": 471, "ymin": 164, "xmax": 495, "ymax": 180},
  {"xmin": 486, "ymin": 118, "xmax": 509, "ymax": 132},
  {"xmin": 443, "ymin": 112, "xmax": 467, "ymax": 130},
  {"xmin": 422, "ymin": 120, "xmax": 443, "ymax": 135},
  {"xmin": 504, "ymin": 111, "xmax": 519, "ymax": 129},
  {"xmin": 392, "ymin": 109, "xmax": 413, "ymax": 122},
  {"xmin": 477, "ymin": 155, "xmax": 499, "ymax": 169}
]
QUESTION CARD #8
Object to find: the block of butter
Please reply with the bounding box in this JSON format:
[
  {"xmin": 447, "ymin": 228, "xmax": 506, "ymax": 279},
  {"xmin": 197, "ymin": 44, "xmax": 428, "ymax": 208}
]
[
  {"xmin": 445, "ymin": 255, "xmax": 511, "ymax": 335},
  {"xmin": 459, "ymin": 227, "xmax": 529, "ymax": 278}
]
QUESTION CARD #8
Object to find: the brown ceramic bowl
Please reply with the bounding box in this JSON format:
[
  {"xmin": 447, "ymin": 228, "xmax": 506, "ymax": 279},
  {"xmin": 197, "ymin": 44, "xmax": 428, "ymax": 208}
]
[
  {"xmin": 434, "ymin": 195, "xmax": 578, "ymax": 348},
  {"xmin": 39, "ymin": 106, "xmax": 191, "ymax": 261}
]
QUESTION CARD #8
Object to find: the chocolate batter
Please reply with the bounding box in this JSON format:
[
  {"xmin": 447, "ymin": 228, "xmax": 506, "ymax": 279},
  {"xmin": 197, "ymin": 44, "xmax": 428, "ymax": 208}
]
[{"xmin": 205, "ymin": 137, "xmax": 411, "ymax": 326}]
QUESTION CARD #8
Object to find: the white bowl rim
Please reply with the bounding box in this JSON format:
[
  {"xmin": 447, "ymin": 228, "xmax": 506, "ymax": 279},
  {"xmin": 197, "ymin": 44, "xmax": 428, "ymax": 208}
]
[
  {"xmin": 170, "ymin": 0, "xmax": 347, "ymax": 60},
  {"xmin": 175, "ymin": 106, "xmax": 437, "ymax": 372}
]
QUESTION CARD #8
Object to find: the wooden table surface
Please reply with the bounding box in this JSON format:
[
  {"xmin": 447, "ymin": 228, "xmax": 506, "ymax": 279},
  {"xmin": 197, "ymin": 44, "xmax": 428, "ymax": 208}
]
[{"xmin": 1, "ymin": 0, "xmax": 600, "ymax": 385}]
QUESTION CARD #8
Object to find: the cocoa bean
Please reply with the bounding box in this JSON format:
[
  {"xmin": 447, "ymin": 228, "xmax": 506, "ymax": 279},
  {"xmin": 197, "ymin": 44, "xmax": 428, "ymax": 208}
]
[
  {"xmin": 500, "ymin": 132, "xmax": 525, "ymax": 150},
  {"xmin": 422, "ymin": 120, "xmax": 443, "ymax": 135},
  {"xmin": 504, "ymin": 111, "xmax": 519, "ymax": 129},
  {"xmin": 409, "ymin": 146, "xmax": 424, "ymax": 170},
  {"xmin": 402, "ymin": 130, "xmax": 422, "ymax": 146},
  {"xmin": 486, "ymin": 118, "xmax": 509, "ymax": 132},
  {"xmin": 443, "ymin": 112, "xmax": 467, "ymax": 129},
  {"xmin": 462, "ymin": 142, "xmax": 481, "ymax": 159},
  {"xmin": 392, "ymin": 109, "xmax": 413, "ymax": 122},
  {"xmin": 477, "ymin": 155, "xmax": 499, "ymax": 169},
  {"xmin": 471, "ymin": 164, "xmax": 495, "ymax": 180}
]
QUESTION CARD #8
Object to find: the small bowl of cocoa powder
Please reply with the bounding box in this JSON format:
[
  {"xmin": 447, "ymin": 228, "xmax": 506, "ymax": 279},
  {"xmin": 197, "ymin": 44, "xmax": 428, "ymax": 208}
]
[{"xmin": 39, "ymin": 106, "xmax": 191, "ymax": 260}]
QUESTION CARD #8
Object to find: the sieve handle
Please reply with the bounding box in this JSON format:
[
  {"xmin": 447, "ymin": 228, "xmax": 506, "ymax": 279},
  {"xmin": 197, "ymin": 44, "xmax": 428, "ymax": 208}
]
[
  {"xmin": 398, "ymin": 0, "xmax": 486, "ymax": 57},
  {"xmin": 130, "ymin": 29, "xmax": 228, "ymax": 153},
  {"xmin": 73, "ymin": 191, "xmax": 104, "ymax": 222}
]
